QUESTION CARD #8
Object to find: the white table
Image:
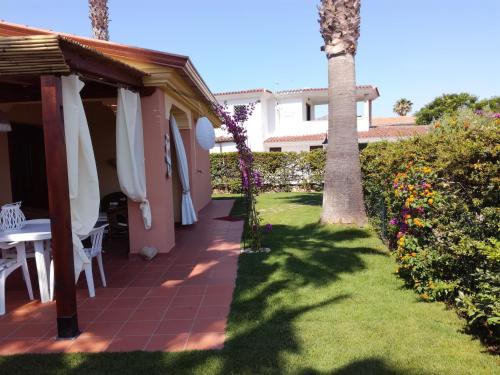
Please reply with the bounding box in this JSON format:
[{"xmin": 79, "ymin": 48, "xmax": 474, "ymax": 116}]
[{"xmin": 0, "ymin": 221, "xmax": 52, "ymax": 303}]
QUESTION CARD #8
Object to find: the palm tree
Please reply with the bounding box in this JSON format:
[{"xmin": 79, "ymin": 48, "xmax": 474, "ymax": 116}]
[
  {"xmin": 318, "ymin": 0, "xmax": 367, "ymax": 225},
  {"xmin": 393, "ymin": 98, "xmax": 413, "ymax": 116},
  {"xmin": 89, "ymin": 0, "xmax": 110, "ymax": 41}
]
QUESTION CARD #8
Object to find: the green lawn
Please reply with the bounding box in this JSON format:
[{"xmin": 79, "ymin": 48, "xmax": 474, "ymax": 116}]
[{"xmin": 1, "ymin": 193, "xmax": 498, "ymax": 374}]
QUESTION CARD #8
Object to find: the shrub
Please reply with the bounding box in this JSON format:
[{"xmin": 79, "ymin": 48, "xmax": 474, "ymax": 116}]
[
  {"xmin": 361, "ymin": 108, "xmax": 500, "ymax": 351},
  {"xmin": 210, "ymin": 150, "xmax": 326, "ymax": 193}
]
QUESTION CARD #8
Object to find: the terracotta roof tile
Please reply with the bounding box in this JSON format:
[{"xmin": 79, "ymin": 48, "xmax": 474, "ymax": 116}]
[
  {"xmin": 263, "ymin": 125, "xmax": 429, "ymax": 143},
  {"xmin": 264, "ymin": 133, "xmax": 328, "ymax": 143},
  {"xmin": 215, "ymin": 136, "xmax": 234, "ymax": 143},
  {"xmin": 214, "ymin": 85, "xmax": 378, "ymax": 97},
  {"xmin": 372, "ymin": 116, "xmax": 416, "ymax": 127},
  {"xmin": 214, "ymin": 89, "xmax": 272, "ymax": 96},
  {"xmin": 357, "ymin": 125, "xmax": 428, "ymax": 139}
]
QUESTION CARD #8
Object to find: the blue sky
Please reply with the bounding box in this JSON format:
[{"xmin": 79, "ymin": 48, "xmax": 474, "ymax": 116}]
[{"xmin": 2, "ymin": 0, "xmax": 499, "ymax": 116}]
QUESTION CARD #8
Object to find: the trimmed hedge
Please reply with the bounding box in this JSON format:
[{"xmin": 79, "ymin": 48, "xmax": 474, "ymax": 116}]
[
  {"xmin": 210, "ymin": 150, "xmax": 326, "ymax": 193},
  {"xmin": 360, "ymin": 109, "xmax": 500, "ymax": 351}
]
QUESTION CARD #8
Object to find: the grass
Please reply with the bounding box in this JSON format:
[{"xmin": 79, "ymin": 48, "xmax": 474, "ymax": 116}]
[{"xmin": 1, "ymin": 192, "xmax": 498, "ymax": 374}]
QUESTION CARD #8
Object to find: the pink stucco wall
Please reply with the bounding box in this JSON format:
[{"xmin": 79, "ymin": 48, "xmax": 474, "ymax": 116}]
[
  {"xmin": 193, "ymin": 120, "xmax": 212, "ymax": 211},
  {"xmin": 128, "ymin": 89, "xmax": 175, "ymax": 254},
  {"xmin": 179, "ymin": 120, "xmax": 212, "ymax": 214}
]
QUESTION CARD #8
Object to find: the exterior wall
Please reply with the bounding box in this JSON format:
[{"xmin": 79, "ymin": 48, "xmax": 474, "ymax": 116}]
[
  {"xmin": 210, "ymin": 142, "xmax": 237, "ymax": 153},
  {"xmin": 275, "ymin": 98, "xmax": 304, "ymax": 135},
  {"xmin": 213, "ymin": 92, "xmax": 377, "ymax": 153},
  {"xmin": 357, "ymin": 100, "xmax": 371, "ymax": 132},
  {"xmin": 213, "ymin": 95, "xmax": 265, "ymax": 151},
  {"xmin": 85, "ymin": 102, "xmax": 121, "ymax": 198},
  {"xmin": 193, "ymin": 118, "xmax": 212, "ymax": 211},
  {"xmin": 0, "ymin": 132, "xmax": 12, "ymax": 205},
  {"xmin": 128, "ymin": 89, "xmax": 175, "ymax": 254},
  {"xmin": 265, "ymin": 141, "xmax": 324, "ymax": 153}
]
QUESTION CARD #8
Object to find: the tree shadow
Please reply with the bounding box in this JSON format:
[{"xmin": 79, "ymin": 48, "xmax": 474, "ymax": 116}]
[
  {"xmin": 274, "ymin": 193, "xmax": 323, "ymax": 207},
  {"xmin": 0, "ymin": 199, "xmax": 392, "ymax": 374},
  {"xmin": 298, "ymin": 357, "xmax": 432, "ymax": 375}
]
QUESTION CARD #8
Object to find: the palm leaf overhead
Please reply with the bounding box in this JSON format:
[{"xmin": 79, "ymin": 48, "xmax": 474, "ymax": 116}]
[{"xmin": 319, "ymin": 0, "xmax": 361, "ymax": 57}]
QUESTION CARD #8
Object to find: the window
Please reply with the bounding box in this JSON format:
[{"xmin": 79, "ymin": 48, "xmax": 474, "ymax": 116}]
[
  {"xmin": 306, "ymin": 103, "xmax": 312, "ymax": 121},
  {"xmin": 269, "ymin": 147, "xmax": 282, "ymax": 152},
  {"xmin": 233, "ymin": 105, "xmax": 245, "ymax": 116},
  {"xmin": 310, "ymin": 145, "xmax": 323, "ymax": 151}
]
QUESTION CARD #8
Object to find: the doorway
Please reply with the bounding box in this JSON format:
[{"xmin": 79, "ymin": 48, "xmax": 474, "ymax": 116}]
[{"xmin": 8, "ymin": 123, "xmax": 48, "ymax": 210}]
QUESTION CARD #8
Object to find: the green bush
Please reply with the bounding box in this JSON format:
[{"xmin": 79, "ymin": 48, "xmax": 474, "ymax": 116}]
[
  {"xmin": 210, "ymin": 150, "xmax": 326, "ymax": 192},
  {"xmin": 360, "ymin": 109, "xmax": 500, "ymax": 351}
]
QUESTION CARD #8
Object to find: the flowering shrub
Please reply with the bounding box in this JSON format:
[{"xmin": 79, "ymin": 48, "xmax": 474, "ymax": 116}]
[
  {"xmin": 361, "ymin": 109, "xmax": 500, "ymax": 352},
  {"xmin": 390, "ymin": 166, "xmax": 439, "ymax": 296},
  {"xmin": 213, "ymin": 103, "xmax": 264, "ymax": 250}
]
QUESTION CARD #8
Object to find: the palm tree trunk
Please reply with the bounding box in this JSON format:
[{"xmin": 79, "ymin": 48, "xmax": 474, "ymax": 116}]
[{"xmin": 321, "ymin": 53, "xmax": 367, "ymax": 225}]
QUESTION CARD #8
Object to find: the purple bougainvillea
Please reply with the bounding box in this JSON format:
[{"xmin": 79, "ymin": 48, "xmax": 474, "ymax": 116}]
[{"xmin": 213, "ymin": 103, "xmax": 264, "ymax": 250}]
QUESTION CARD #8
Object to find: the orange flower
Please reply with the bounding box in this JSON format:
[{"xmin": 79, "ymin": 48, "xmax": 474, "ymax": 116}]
[
  {"xmin": 405, "ymin": 214, "xmax": 411, "ymax": 219},
  {"xmin": 428, "ymin": 198, "xmax": 434, "ymax": 205},
  {"xmin": 414, "ymin": 218, "xmax": 424, "ymax": 227}
]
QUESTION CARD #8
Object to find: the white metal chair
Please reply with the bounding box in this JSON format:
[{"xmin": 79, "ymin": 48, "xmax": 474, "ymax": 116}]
[
  {"xmin": 50, "ymin": 224, "xmax": 108, "ymax": 299},
  {"xmin": 0, "ymin": 242, "xmax": 34, "ymax": 315}
]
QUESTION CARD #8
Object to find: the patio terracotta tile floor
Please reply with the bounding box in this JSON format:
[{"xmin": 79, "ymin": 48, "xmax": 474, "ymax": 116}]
[{"xmin": 0, "ymin": 199, "xmax": 243, "ymax": 355}]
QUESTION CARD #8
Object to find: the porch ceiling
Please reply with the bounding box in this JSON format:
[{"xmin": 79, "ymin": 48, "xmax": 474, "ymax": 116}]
[{"xmin": 0, "ymin": 35, "xmax": 147, "ymax": 88}]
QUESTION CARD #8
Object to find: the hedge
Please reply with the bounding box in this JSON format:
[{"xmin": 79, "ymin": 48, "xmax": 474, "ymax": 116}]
[
  {"xmin": 210, "ymin": 109, "xmax": 499, "ymax": 351},
  {"xmin": 360, "ymin": 109, "xmax": 500, "ymax": 351},
  {"xmin": 210, "ymin": 150, "xmax": 326, "ymax": 193}
]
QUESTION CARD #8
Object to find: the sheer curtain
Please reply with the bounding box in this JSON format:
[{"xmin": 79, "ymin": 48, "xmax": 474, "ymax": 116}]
[
  {"xmin": 61, "ymin": 75, "xmax": 100, "ymax": 277},
  {"xmin": 116, "ymin": 88, "xmax": 151, "ymax": 229},
  {"xmin": 170, "ymin": 116, "xmax": 197, "ymax": 225}
]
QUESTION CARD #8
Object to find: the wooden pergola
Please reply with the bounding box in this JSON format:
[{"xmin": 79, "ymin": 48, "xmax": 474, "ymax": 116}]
[{"xmin": 0, "ymin": 35, "xmax": 147, "ymax": 338}]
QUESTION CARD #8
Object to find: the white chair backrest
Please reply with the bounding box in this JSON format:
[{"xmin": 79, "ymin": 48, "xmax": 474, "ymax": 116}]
[{"xmin": 89, "ymin": 224, "xmax": 108, "ymax": 253}]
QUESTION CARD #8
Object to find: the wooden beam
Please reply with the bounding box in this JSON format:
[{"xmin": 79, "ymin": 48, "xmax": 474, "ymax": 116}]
[
  {"xmin": 40, "ymin": 75, "xmax": 80, "ymax": 339},
  {"xmin": 61, "ymin": 44, "xmax": 144, "ymax": 88}
]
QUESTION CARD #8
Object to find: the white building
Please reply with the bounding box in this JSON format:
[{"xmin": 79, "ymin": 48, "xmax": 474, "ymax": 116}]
[{"xmin": 211, "ymin": 86, "xmax": 380, "ymax": 153}]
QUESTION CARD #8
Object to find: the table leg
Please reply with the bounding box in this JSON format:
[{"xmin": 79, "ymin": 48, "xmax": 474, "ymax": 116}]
[{"xmin": 34, "ymin": 241, "xmax": 50, "ymax": 303}]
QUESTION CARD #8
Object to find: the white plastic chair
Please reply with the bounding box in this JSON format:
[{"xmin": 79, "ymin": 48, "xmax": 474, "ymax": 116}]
[
  {"xmin": 50, "ymin": 224, "xmax": 108, "ymax": 299},
  {"xmin": 0, "ymin": 242, "xmax": 34, "ymax": 315}
]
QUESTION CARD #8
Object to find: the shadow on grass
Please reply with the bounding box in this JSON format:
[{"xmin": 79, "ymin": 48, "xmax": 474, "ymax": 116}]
[
  {"xmin": 274, "ymin": 192, "xmax": 322, "ymax": 207},
  {"xmin": 298, "ymin": 357, "xmax": 429, "ymax": 375},
  {"xmin": 0, "ymin": 196, "xmax": 395, "ymax": 374}
]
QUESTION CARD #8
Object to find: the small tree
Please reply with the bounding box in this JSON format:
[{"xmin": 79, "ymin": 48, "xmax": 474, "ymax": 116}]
[
  {"xmin": 213, "ymin": 103, "xmax": 264, "ymax": 251},
  {"xmin": 415, "ymin": 93, "xmax": 478, "ymax": 125},
  {"xmin": 393, "ymin": 98, "xmax": 413, "ymax": 116}
]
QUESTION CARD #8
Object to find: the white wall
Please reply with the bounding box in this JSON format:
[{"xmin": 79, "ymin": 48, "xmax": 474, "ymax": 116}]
[
  {"xmin": 266, "ymin": 141, "xmax": 324, "ymax": 153},
  {"xmin": 212, "ymin": 92, "xmax": 375, "ymax": 153},
  {"xmin": 274, "ymin": 98, "xmax": 304, "ymax": 135},
  {"xmin": 210, "ymin": 142, "xmax": 238, "ymax": 153},
  {"xmin": 212, "ymin": 96, "xmax": 266, "ymax": 152}
]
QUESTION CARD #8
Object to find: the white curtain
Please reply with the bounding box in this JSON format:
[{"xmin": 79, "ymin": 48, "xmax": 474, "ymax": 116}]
[
  {"xmin": 116, "ymin": 88, "xmax": 151, "ymax": 229},
  {"xmin": 170, "ymin": 116, "xmax": 197, "ymax": 225},
  {"xmin": 61, "ymin": 75, "xmax": 100, "ymax": 278}
]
